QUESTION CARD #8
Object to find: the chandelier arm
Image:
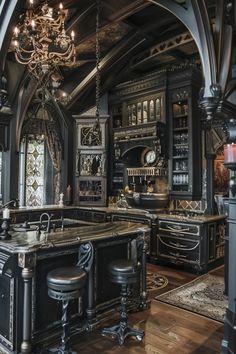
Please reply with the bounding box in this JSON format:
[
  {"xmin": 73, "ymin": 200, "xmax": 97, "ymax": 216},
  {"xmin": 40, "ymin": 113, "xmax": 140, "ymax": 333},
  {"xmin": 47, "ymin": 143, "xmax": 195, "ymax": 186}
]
[
  {"xmin": 15, "ymin": 52, "xmax": 36, "ymax": 65},
  {"xmin": 13, "ymin": 1, "xmax": 76, "ymax": 80},
  {"xmin": 48, "ymin": 45, "xmax": 74, "ymax": 60}
]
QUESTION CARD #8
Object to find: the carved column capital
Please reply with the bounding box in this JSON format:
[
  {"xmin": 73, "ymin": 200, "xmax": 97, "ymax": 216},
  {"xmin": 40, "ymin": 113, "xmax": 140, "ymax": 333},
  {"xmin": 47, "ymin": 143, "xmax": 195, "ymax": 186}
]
[{"xmin": 199, "ymin": 84, "xmax": 222, "ymax": 121}]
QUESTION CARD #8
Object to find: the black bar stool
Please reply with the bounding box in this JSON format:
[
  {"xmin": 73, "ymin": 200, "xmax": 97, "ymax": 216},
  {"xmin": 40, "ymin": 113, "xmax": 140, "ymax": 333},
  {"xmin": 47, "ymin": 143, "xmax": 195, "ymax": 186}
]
[
  {"xmin": 102, "ymin": 259, "xmax": 144, "ymax": 345},
  {"xmin": 46, "ymin": 242, "xmax": 93, "ymax": 354}
]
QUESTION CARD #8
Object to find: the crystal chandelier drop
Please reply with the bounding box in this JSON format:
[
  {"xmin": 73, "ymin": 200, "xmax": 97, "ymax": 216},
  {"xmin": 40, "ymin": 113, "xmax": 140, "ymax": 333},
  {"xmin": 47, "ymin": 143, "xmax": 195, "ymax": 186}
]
[{"xmin": 12, "ymin": 0, "xmax": 76, "ymax": 79}]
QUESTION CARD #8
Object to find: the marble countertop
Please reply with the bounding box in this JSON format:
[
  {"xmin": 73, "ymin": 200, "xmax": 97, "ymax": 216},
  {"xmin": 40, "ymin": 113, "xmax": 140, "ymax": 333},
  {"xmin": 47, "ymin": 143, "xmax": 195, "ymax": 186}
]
[
  {"xmin": 0, "ymin": 221, "xmax": 150, "ymax": 253},
  {"xmin": 1, "ymin": 204, "xmax": 226, "ymax": 224}
]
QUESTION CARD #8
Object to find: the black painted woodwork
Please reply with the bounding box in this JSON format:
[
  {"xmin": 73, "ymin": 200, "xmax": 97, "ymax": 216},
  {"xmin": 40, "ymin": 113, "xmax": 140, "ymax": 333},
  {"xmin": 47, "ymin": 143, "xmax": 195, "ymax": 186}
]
[
  {"xmin": 156, "ymin": 216, "xmax": 225, "ymax": 273},
  {"xmin": 168, "ymin": 68, "xmax": 202, "ymax": 200},
  {"xmin": 0, "ymin": 220, "xmax": 148, "ymax": 353},
  {"xmin": 73, "ymin": 116, "xmax": 109, "ymax": 207},
  {"xmin": 0, "ymin": 121, "xmax": 9, "ymax": 151}
]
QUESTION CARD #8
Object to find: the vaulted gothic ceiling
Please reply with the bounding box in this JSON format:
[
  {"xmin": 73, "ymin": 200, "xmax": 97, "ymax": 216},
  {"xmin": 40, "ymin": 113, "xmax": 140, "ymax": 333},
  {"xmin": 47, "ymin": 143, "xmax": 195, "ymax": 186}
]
[{"xmin": 0, "ymin": 0, "xmax": 233, "ymax": 116}]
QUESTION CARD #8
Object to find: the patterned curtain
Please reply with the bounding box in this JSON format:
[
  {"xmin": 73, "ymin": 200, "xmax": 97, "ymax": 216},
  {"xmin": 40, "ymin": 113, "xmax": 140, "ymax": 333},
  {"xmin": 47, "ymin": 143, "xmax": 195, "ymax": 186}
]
[
  {"xmin": 42, "ymin": 119, "xmax": 62, "ymax": 204},
  {"xmin": 22, "ymin": 109, "xmax": 62, "ymax": 204}
]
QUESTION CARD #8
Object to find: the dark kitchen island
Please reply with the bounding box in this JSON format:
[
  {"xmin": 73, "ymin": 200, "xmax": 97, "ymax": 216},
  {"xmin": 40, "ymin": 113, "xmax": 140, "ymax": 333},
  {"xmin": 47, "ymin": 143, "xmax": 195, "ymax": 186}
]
[{"xmin": 0, "ymin": 221, "xmax": 150, "ymax": 354}]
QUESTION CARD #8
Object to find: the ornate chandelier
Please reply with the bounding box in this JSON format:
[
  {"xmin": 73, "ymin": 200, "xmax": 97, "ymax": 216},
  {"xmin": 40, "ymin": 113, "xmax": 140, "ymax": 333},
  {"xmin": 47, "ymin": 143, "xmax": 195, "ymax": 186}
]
[{"xmin": 12, "ymin": 1, "xmax": 76, "ymax": 79}]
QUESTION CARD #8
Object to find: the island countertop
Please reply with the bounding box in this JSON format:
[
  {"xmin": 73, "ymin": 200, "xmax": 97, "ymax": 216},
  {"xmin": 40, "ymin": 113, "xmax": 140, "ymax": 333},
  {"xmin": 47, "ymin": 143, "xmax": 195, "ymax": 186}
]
[{"xmin": 0, "ymin": 221, "xmax": 150, "ymax": 253}]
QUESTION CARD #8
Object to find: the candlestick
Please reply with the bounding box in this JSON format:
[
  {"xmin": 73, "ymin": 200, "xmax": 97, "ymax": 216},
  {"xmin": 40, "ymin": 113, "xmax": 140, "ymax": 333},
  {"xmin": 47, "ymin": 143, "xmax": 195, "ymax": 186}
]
[
  {"xmin": 59, "ymin": 193, "xmax": 64, "ymax": 207},
  {"xmin": 224, "ymin": 143, "xmax": 236, "ymax": 170},
  {"xmin": 65, "ymin": 185, "xmax": 72, "ymax": 205},
  {"xmin": 3, "ymin": 207, "xmax": 10, "ymax": 219}
]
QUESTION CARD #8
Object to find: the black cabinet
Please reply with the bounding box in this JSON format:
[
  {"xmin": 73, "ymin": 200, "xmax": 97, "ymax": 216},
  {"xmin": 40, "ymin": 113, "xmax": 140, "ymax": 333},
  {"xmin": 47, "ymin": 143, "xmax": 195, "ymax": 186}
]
[
  {"xmin": 156, "ymin": 216, "xmax": 225, "ymax": 273},
  {"xmin": 73, "ymin": 116, "xmax": 109, "ymax": 206},
  {"xmin": 169, "ymin": 69, "xmax": 202, "ymax": 200}
]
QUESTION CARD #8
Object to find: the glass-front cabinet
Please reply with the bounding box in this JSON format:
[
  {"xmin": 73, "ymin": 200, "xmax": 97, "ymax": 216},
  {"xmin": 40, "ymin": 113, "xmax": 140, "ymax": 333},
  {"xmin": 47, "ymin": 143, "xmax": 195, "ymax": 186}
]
[
  {"xmin": 171, "ymin": 89, "xmax": 190, "ymax": 193},
  {"xmin": 126, "ymin": 93, "xmax": 165, "ymax": 126},
  {"xmin": 169, "ymin": 69, "xmax": 202, "ymax": 200},
  {"xmin": 74, "ymin": 116, "xmax": 108, "ymax": 206}
]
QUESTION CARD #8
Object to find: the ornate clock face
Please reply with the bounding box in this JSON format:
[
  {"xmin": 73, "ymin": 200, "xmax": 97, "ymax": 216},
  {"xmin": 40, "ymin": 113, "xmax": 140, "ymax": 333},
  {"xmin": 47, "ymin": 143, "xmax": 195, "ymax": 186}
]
[{"xmin": 145, "ymin": 150, "xmax": 156, "ymax": 164}]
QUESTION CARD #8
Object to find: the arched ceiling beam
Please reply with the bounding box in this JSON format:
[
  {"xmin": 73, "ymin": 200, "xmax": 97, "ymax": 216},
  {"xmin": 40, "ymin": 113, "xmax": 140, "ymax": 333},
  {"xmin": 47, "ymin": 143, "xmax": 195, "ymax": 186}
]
[
  {"xmin": 148, "ymin": 0, "xmax": 217, "ymax": 98},
  {"xmin": 66, "ymin": 3, "xmax": 96, "ymax": 33},
  {"xmin": 66, "ymin": 31, "xmax": 146, "ymax": 109},
  {"xmin": 15, "ymin": 76, "xmax": 38, "ymax": 152},
  {"xmin": 0, "ymin": 0, "xmax": 23, "ymax": 73},
  {"xmin": 148, "ymin": 0, "xmax": 235, "ymax": 120}
]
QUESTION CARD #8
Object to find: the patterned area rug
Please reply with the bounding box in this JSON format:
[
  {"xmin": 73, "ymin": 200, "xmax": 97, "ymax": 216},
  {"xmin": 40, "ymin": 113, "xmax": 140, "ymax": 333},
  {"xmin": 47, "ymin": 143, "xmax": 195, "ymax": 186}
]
[
  {"xmin": 146, "ymin": 271, "xmax": 168, "ymax": 292},
  {"xmin": 155, "ymin": 273, "xmax": 227, "ymax": 322}
]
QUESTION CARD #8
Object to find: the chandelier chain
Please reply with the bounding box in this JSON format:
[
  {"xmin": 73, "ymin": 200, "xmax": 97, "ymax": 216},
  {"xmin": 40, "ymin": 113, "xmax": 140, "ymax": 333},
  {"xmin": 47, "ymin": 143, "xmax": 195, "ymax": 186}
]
[{"xmin": 95, "ymin": 0, "xmax": 101, "ymax": 118}]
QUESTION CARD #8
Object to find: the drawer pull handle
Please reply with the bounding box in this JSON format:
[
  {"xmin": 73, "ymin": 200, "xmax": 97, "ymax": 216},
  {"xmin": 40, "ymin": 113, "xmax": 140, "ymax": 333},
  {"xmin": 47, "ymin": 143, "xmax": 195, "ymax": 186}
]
[
  {"xmin": 159, "ymin": 236, "xmax": 199, "ymax": 250},
  {"xmin": 166, "ymin": 225, "xmax": 190, "ymax": 232},
  {"xmin": 169, "ymin": 251, "xmax": 187, "ymax": 258}
]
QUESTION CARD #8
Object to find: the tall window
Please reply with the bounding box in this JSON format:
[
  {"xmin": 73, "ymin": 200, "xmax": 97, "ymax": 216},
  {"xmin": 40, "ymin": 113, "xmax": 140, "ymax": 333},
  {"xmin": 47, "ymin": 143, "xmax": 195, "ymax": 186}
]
[
  {"xmin": 19, "ymin": 106, "xmax": 62, "ymax": 206},
  {"xmin": 19, "ymin": 135, "xmax": 45, "ymax": 206}
]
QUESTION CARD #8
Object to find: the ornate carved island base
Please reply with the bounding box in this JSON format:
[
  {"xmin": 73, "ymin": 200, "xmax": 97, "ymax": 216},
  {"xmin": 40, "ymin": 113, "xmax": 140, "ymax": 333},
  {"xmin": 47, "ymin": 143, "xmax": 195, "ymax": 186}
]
[{"xmin": 0, "ymin": 221, "xmax": 150, "ymax": 354}]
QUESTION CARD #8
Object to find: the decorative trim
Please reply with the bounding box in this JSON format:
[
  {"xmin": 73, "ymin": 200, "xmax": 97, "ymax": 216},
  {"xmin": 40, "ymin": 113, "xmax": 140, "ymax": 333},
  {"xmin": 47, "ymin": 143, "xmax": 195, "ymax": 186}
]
[
  {"xmin": 131, "ymin": 31, "xmax": 193, "ymax": 69},
  {"xmin": 9, "ymin": 279, "xmax": 14, "ymax": 344},
  {"xmin": 18, "ymin": 253, "xmax": 36, "ymax": 269},
  {"xmin": 112, "ymin": 71, "xmax": 167, "ymax": 97},
  {"xmin": 0, "ymin": 252, "xmax": 10, "ymax": 275}
]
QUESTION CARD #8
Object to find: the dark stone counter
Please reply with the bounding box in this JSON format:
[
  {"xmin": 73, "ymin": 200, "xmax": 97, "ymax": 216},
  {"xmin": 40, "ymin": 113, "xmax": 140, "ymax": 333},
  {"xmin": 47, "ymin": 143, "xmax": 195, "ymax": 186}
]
[{"xmin": 1, "ymin": 221, "xmax": 146, "ymax": 253}]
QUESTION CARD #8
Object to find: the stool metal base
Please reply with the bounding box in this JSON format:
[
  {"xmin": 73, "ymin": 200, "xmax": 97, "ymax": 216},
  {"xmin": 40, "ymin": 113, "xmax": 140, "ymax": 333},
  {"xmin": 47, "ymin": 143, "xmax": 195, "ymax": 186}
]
[{"xmin": 102, "ymin": 323, "xmax": 144, "ymax": 345}]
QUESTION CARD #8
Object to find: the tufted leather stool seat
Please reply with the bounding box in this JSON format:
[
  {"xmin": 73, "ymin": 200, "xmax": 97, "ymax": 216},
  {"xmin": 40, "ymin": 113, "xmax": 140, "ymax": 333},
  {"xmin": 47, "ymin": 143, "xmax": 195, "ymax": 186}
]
[
  {"xmin": 47, "ymin": 267, "xmax": 87, "ymax": 299},
  {"xmin": 102, "ymin": 259, "xmax": 144, "ymax": 345},
  {"xmin": 108, "ymin": 259, "xmax": 141, "ymax": 284}
]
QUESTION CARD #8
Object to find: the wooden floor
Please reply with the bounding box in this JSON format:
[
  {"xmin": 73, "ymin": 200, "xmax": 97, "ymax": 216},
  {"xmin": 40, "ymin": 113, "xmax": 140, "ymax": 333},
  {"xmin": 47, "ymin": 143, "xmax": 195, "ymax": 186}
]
[{"xmin": 72, "ymin": 264, "xmax": 224, "ymax": 354}]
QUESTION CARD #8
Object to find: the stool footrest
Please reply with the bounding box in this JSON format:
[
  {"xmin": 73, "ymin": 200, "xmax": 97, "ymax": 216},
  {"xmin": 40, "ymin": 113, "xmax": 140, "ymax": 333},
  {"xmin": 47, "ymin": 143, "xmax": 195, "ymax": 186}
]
[{"xmin": 102, "ymin": 323, "xmax": 144, "ymax": 345}]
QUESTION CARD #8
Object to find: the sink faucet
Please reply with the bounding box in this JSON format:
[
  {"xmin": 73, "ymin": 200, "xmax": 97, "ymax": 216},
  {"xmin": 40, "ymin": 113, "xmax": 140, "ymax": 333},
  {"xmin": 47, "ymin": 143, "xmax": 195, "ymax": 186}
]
[
  {"xmin": 39, "ymin": 213, "xmax": 53, "ymax": 233},
  {"xmin": 1, "ymin": 199, "xmax": 19, "ymax": 209}
]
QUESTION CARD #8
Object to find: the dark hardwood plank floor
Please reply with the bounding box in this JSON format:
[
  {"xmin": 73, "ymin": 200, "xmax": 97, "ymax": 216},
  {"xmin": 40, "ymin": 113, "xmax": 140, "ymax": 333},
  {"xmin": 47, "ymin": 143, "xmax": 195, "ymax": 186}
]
[{"xmin": 72, "ymin": 264, "xmax": 224, "ymax": 353}]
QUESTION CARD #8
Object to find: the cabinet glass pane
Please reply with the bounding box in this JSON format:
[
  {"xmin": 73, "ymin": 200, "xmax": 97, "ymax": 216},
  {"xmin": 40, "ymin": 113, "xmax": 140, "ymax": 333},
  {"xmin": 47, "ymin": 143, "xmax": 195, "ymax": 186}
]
[
  {"xmin": 149, "ymin": 100, "xmax": 155, "ymax": 121},
  {"xmin": 131, "ymin": 104, "xmax": 137, "ymax": 125},
  {"xmin": 143, "ymin": 101, "xmax": 148, "ymax": 123},
  {"xmin": 78, "ymin": 153, "xmax": 105, "ymax": 176},
  {"xmin": 137, "ymin": 102, "xmax": 142, "ymax": 124},
  {"xmin": 78, "ymin": 180, "xmax": 103, "ymax": 202},
  {"xmin": 172, "ymin": 94, "xmax": 189, "ymax": 192},
  {"xmin": 156, "ymin": 98, "xmax": 161, "ymax": 120},
  {"xmin": 127, "ymin": 105, "xmax": 132, "ymax": 125}
]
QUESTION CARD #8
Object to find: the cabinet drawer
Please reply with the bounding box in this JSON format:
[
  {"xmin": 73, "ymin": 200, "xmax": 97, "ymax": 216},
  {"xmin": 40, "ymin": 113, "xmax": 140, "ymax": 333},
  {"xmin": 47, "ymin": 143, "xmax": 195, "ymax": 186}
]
[
  {"xmin": 159, "ymin": 249, "xmax": 200, "ymax": 264},
  {"xmin": 159, "ymin": 220, "xmax": 199, "ymax": 236},
  {"xmin": 158, "ymin": 234, "xmax": 200, "ymax": 264},
  {"xmin": 158, "ymin": 235, "xmax": 199, "ymax": 252}
]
